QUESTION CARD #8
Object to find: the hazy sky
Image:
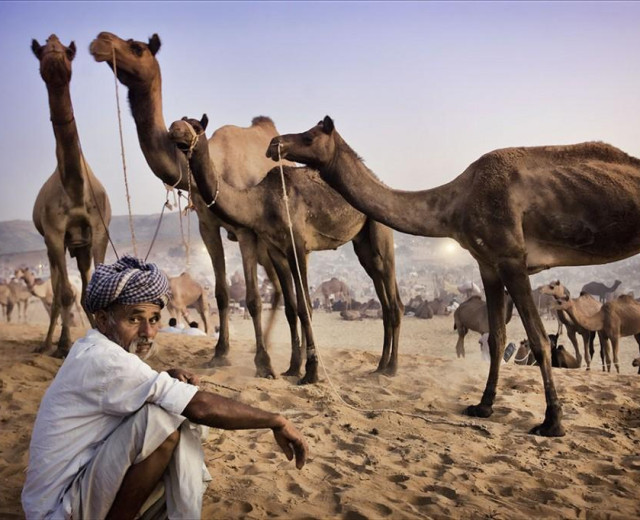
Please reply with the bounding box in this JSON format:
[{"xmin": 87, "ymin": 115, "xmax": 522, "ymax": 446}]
[{"xmin": 1, "ymin": 1, "xmax": 639, "ymax": 222}]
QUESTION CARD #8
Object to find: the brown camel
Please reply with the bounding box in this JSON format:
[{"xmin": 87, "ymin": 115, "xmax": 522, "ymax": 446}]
[
  {"xmin": 166, "ymin": 272, "xmax": 211, "ymax": 333},
  {"xmin": 539, "ymin": 281, "xmax": 601, "ymax": 369},
  {"xmin": 7, "ymin": 279, "xmax": 32, "ymax": 322},
  {"xmin": 32, "ymin": 35, "xmax": 111, "ymax": 357},
  {"xmin": 268, "ymin": 115, "xmax": 640, "ymax": 436},
  {"xmin": 316, "ymin": 277, "xmax": 351, "ymax": 311},
  {"xmin": 581, "ymin": 279, "xmax": 622, "ymax": 303},
  {"xmin": 169, "ymin": 115, "xmax": 404, "ymax": 382},
  {"xmin": 0, "ymin": 284, "xmax": 15, "ymax": 322},
  {"xmin": 90, "ymin": 32, "xmax": 290, "ymax": 377},
  {"xmin": 15, "ymin": 267, "xmax": 84, "ymax": 327},
  {"xmin": 546, "ymin": 286, "xmax": 640, "ymax": 374},
  {"xmin": 514, "ymin": 335, "xmax": 579, "ymax": 369},
  {"xmin": 453, "ymin": 295, "xmax": 514, "ymax": 358}
]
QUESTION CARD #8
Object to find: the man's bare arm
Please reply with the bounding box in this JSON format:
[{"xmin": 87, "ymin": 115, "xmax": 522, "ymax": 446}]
[{"xmin": 183, "ymin": 391, "xmax": 308, "ymax": 469}]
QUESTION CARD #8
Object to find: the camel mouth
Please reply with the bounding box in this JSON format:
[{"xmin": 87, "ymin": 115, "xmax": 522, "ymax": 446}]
[{"xmin": 89, "ymin": 39, "xmax": 112, "ymax": 63}]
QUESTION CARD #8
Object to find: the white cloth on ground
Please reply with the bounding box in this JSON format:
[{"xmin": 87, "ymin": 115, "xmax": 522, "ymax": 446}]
[
  {"xmin": 22, "ymin": 329, "xmax": 201, "ymax": 519},
  {"xmin": 182, "ymin": 327, "xmax": 207, "ymax": 337}
]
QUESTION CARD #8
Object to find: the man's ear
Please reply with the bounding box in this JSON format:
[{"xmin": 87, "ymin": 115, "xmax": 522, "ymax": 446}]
[{"xmin": 94, "ymin": 309, "xmax": 109, "ymax": 333}]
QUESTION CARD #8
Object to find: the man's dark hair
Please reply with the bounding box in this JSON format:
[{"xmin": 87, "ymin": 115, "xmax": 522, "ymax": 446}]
[
  {"xmin": 169, "ymin": 318, "xmax": 177, "ymax": 326},
  {"xmin": 189, "ymin": 321, "xmax": 199, "ymax": 328}
]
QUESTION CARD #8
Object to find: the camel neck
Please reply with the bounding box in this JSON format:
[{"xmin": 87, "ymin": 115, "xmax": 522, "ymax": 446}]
[
  {"xmin": 46, "ymin": 83, "xmax": 85, "ymax": 206},
  {"xmin": 565, "ymin": 302, "xmax": 603, "ymax": 332},
  {"xmin": 188, "ymin": 141, "xmax": 263, "ymax": 230},
  {"xmin": 320, "ymin": 132, "xmax": 457, "ymax": 239},
  {"xmin": 128, "ymin": 78, "xmax": 189, "ymax": 190}
]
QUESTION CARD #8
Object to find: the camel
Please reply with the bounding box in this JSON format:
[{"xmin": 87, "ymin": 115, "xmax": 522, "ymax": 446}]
[
  {"xmin": 0, "ymin": 284, "xmax": 15, "ymax": 322},
  {"xmin": 90, "ymin": 31, "xmax": 291, "ymax": 377},
  {"xmin": 453, "ymin": 295, "xmax": 514, "ymax": 358},
  {"xmin": 315, "ymin": 277, "xmax": 351, "ymax": 311},
  {"xmin": 514, "ymin": 335, "xmax": 579, "ymax": 368},
  {"xmin": 169, "ymin": 115, "xmax": 404, "ymax": 382},
  {"xmin": 15, "ymin": 268, "xmax": 84, "ymax": 327},
  {"xmin": 7, "ymin": 279, "xmax": 32, "ymax": 322},
  {"xmin": 166, "ymin": 272, "xmax": 210, "ymax": 333},
  {"xmin": 540, "ymin": 281, "xmax": 601, "ymax": 369},
  {"xmin": 581, "ymin": 279, "xmax": 622, "ymax": 303},
  {"xmin": 545, "ymin": 284, "xmax": 640, "ymax": 374},
  {"xmin": 633, "ymin": 357, "xmax": 640, "ymax": 373},
  {"xmin": 31, "ymin": 35, "xmax": 111, "ymax": 357},
  {"xmin": 268, "ymin": 115, "xmax": 640, "ymax": 436}
]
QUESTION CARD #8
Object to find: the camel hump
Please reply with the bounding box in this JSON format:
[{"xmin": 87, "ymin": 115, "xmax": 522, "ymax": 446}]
[{"xmin": 251, "ymin": 116, "xmax": 275, "ymax": 127}]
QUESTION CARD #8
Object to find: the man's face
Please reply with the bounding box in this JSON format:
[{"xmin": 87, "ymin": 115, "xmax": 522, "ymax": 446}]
[{"xmin": 96, "ymin": 302, "xmax": 162, "ymax": 359}]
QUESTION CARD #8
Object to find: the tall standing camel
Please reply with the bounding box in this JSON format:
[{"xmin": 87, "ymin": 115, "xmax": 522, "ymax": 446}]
[
  {"xmin": 581, "ymin": 279, "xmax": 622, "ymax": 303},
  {"xmin": 7, "ymin": 279, "xmax": 32, "ymax": 322},
  {"xmin": 544, "ymin": 282, "xmax": 640, "ymax": 374},
  {"xmin": 166, "ymin": 272, "xmax": 210, "ymax": 333},
  {"xmin": 0, "ymin": 284, "xmax": 15, "ymax": 322},
  {"xmin": 267, "ymin": 115, "xmax": 640, "ymax": 436},
  {"xmin": 453, "ymin": 294, "xmax": 514, "ymax": 358},
  {"xmin": 31, "ymin": 35, "xmax": 111, "ymax": 356},
  {"xmin": 90, "ymin": 32, "xmax": 291, "ymax": 377},
  {"xmin": 540, "ymin": 280, "xmax": 601, "ymax": 369},
  {"xmin": 169, "ymin": 115, "xmax": 403, "ymax": 382}
]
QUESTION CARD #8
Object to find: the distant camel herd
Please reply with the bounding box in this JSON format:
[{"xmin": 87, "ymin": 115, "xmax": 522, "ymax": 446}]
[{"xmin": 20, "ymin": 30, "xmax": 640, "ymax": 437}]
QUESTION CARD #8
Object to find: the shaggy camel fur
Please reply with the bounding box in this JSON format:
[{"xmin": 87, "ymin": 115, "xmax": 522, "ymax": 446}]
[
  {"xmin": 581, "ymin": 279, "xmax": 622, "ymax": 303},
  {"xmin": 90, "ymin": 32, "xmax": 291, "ymax": 377},
  {"xmin": 453, "ymin": 295, "xmax": 514, "ymax": 359},
  {"xmin": 170, "ymin": 116, "xmax": 403, "ymax": 382},
  {"xmin": 166, "ymin": 272, "xmax": 210, "ymax": 333},
  {"xmin": 268, "ymin": 115, "xmax": 640, "ymax": 436},
  {"xmin": 31, "ymin": 35, "xmax": 111, "ymax": 356}
]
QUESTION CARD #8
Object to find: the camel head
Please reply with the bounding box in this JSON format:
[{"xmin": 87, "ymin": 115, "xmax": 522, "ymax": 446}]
[
  {"xmin": 168, "ymin": 114, "xmax": 208, "ymax": 154},
  {"xmin": 540, "ymin": 280, "xmax": 570, "ymax": 308},
  {"xmin": 266, "ymin": 116, "xmax": 337, "ymax": 168},
  {"xmin": 31, "ymin": 35, "xmax": 76, "ymax": 87},
  {"xmin": 89, "ymin": 32, "xmax": 161, "ymax": 88}
]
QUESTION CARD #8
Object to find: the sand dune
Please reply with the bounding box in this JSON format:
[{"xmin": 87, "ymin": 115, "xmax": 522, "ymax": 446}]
[{"xmin": 1, "ymin": 309, "xmax": 639, "ymax": 519}]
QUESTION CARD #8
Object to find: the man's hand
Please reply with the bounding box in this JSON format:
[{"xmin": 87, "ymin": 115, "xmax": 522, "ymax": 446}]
[
  {"xmin": 166, "ymin": 368, "xmax": 200, "ymax": 386},
  {"xmin": 272, "ymin": 418, "xmax": 308, "ymax": 469}
]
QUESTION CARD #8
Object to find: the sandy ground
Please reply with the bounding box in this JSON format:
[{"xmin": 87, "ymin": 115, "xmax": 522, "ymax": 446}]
[{"xmin": 1, "ymin": 305, "xmax": 639, "ymax": 519}]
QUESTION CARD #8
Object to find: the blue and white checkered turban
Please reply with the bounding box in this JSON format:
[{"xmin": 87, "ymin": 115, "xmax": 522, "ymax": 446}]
[{"xmin": 85, "ymin": 255, "xmax": 170, "ymax": 313}]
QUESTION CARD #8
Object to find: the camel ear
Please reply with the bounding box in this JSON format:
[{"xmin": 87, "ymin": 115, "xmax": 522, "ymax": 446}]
[
  {"xmin": 200, "ymin": 114, "xmax": 209, "ymax": 131},
  {"xmin": 31, "ymin": 39, "xmax": 43, "ymax": 59},
  {"xmin": 321, "ymin": 116, "xmax": 334, "ymax": 134},
  {"xmin": 148, "ymin": 34, "xmax": 161, "ymax": 55},
  {"xmin": 66, "ymin": 41, "xmax": 76, "ymax": 61}
]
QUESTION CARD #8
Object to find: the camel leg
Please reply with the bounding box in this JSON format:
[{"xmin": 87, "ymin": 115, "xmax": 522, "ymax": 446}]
[
  {"xmin": 269, "ymin": 249, "xmax": 303, "ymax": 377},
  {"xmin": 198, "ymin": 221, "xmax": 231, "ymax": 366},
  {"xmin": 499, "ymin": 261, "xmax": 564, "ymax": 437},
  {"xmin": 351, "ymin": 223, "xmax": 402, "ymax": 375},
  {"xmin": 236, "ymin": 230, "xmax": 275, "ymax": 378},
  {"xmin": 582, "ymin": 331, "xmax": 593, "ymax": 370},
  {"xmin": 74, "ymin": 246, "xmax": 96, "ymax": 328},
  {"xmin": 634, "ymin": 334, "xmax": 640, "ymax": 374},
  {"xmin": 598, "ymin": 332, "xmax": 611, "ymax": 372},
  {"xmin": 195, "ymin": 295, "xmax": 210, "ymax": 334},
  {"xmin": 455, "ymin": 328, "xmax": 467, "ymax": 358},
  {"xmin": 611, "ymin": 335, "xmax": 621, "ymax": 374},
  {"xmin": 257, "ymin": 240, "xmax": 282, "ymax": 346},
  {"xmin": 288, "ymin": 252, "xmax": 318, "ymax": 385},
  {"xmin": 45, "ymin": 240, "xmax": 74, "ymax": 357},
  {"xmin": 564, "ymin": 327, "xmax": 582, "ymax": 366},
  {"xmin": 465, "ymin": 265, "xmax": 506, "ymax": 420}
]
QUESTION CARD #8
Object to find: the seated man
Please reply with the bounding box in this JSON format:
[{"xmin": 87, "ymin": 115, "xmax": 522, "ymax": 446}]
[
  {"xmin": 158, "ymin": 317, "xmax": 182, "ymax": 334},
  {"xmin": 22, "ymin": 255, "xmax": 307, "ymax": 520},
  {"xmin": 182, "ymin": 321, "xmax": 207, "ymax": 337}
]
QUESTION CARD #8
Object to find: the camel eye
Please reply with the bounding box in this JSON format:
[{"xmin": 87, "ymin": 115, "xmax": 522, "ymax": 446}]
[{"xmin": 130, "ymin": 43, "xmax": 144, "ymax": 56}]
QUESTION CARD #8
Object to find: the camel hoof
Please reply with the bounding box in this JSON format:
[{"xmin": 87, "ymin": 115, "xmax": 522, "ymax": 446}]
[
  {"xmin": 51, "ymin": 348, "xmax": 68, "ymax": 359},
  {"xmin": 297, "ymin": 373, "xmax": 319, "ymax": 385},
  {"xmin": 35, "ymin": 345, "xmax": 49, "ymax": 354},
  {"xmin": 529, "ymin": 421, "xmax": 566, "ymax": 437},
  {"xmin": 281, "ymin": 368, "xmax": 301, "ymax": 378},
  {"xmin": 256, "ymin": 367, "xmax": 276, "ymax": 379},
  {"xmin": 374, "ymin": 366, "xmax": 397, "ymax": 377},
  {"xmin": 464, "ymin": 403, "xmax": 493, "ymax": 418},
  {"xmin": 207, "ymin": 356, "xmax": 231, "ymax": 368}
]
